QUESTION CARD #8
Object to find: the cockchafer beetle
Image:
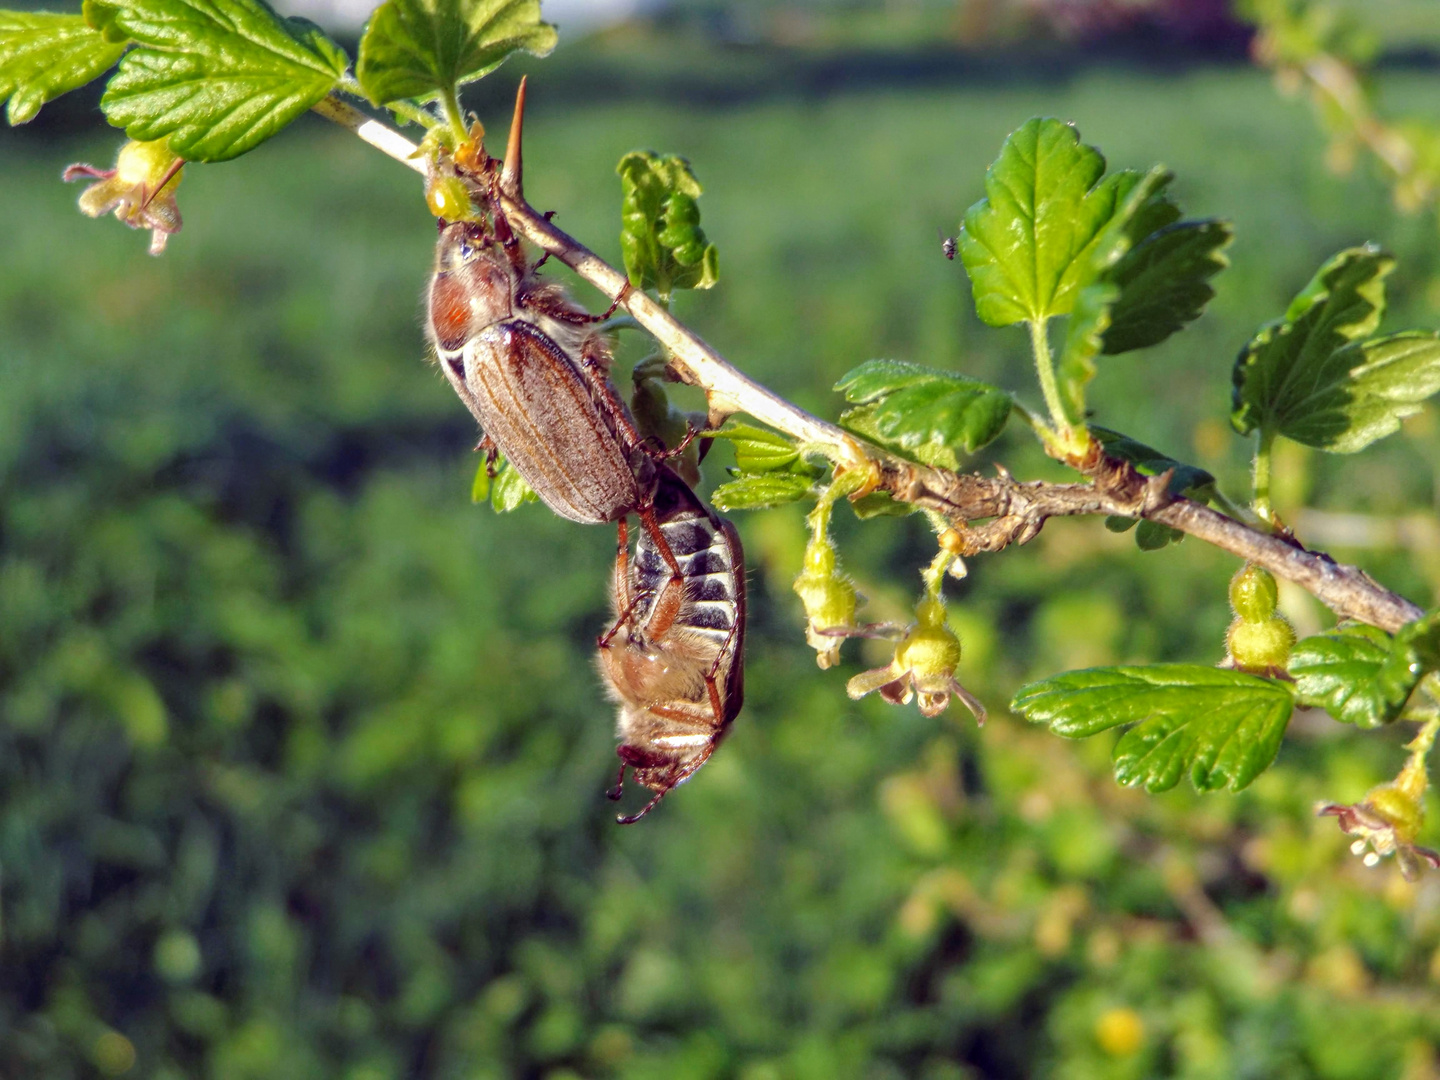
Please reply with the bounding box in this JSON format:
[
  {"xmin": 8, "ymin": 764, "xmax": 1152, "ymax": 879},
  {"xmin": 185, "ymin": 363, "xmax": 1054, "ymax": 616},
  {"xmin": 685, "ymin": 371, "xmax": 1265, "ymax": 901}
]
[
  {"xmin": 427, "ymin": 192, "xmax": 705, "ymax": 590},
  {"xmin": 599, "ymin": 468, "xmax": 746, "ymax": 824}
]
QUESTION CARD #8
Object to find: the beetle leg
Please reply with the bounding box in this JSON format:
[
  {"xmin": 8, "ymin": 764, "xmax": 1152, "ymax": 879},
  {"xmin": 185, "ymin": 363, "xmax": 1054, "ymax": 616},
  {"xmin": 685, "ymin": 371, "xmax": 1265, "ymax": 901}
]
[
  {"xmin": 598, "ymin": 519, "xmax": 643, "ymax": 648},
  {"xmin": 578, "ymin": 339, "xmax": 652, "ymax": 454},
  {"xmin": 522, "ymin": 280, "xmax": 633, "ymax": 326},
  {"xmin": 486, "ymin": 192, "xmax": 530, "ymax": 278},
  {"xmin": 636, "ymin": 501, "xmax": 686, "ymax": 597},
  {"xmin": 474, "ymin": 433, "xmax": 500, "ymax": 476},
  {"xmin": 529, "ymin": 211, "xmax": 558, "ymax": 271}
]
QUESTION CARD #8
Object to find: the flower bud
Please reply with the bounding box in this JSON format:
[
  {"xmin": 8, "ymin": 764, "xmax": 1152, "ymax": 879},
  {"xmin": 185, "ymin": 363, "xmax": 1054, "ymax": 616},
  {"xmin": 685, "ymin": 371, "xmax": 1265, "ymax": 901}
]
[
  {"xmin": 1229, "ymin": 563, "xmax": 1279, "ymax": 623},
  {"xmin": 793, "ymin": 533, "xmax": 859, "ymax": 669},
  {"xmin": 1225, "ymin": 563, "xmax": 1294, "ymax": 673}
]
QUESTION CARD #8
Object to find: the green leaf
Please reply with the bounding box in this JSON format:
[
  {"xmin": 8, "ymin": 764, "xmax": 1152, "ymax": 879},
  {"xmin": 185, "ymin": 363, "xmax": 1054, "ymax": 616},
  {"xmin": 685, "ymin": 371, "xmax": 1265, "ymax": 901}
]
[
  {"xmin": 1052, "ymin": 167, "xmax": 1173, "ymax": 424},
  {"xmin": 706, "ymin": 421, "xmax": 803, "ymax": 474},
  {"xmin": 1230, "ymin": 246, "xmax": 1440, "ymax": 452},
  {"xmin": 1133, "ymin": 519, "xmax": 1183, "ymax": 550},
  {"xmin": 470, "ymin": 458, "xmax": 491, "ymax": 504},
  {"xmin": 1288, "ymin": 624, "xmax": 1412, "ymax": 729},
  {"xmin": 83, "ymin": 0, "xmax": 130, "ymax": 41},
  {"xmin": 1011, "ymin": 665, "xmax": 1295, "ymax": 793},
  {"xmin": 0, "ymin": 11, "xmax": 128, "ymax": 124},
  {"xmin": 356, "ymin": 0, "xmax": 554, "ymax": 107},
  {"xmin": 835, "ymin": 359, "xmax": 1012, "ymax": 471},
  {"xmin": 617, "ymin": 151, "xmax": 720, "ymax": 299},
  {"xmin": 1286, "ymin": 332, "xmax": 1440, "ymax": 452},
  {"xmin": 959, "ymin": 118, "xmax": 1165, "ymax": 327},
  {"xmin": 100, "ymin": 0, "xmax": 348, "ymax": 162},
  {"xmin": 1090, "ymin": 425, "xmax": 1215, "ymax": 497},
  {"xmin": 711, "ymin": 472, "xmax": 812, "ymax": 512},
  {"xmin": 849, "ymin": 491, "xmax": 918, "ymax": 519},
  {"xmin": 1103, "ymin": 220, "xmax": 1233, "ymax": 354},
  {"xmin": 488, "ymin": 456, "xmax": 536, "ymax": 512}
]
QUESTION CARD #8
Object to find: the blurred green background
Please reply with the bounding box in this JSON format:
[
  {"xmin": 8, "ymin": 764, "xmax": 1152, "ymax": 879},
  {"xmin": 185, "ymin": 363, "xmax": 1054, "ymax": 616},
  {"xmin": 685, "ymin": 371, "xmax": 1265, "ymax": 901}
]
[{"xmin": 5, "ymin": 4, "xmax": 1440, "ymax": 1077}]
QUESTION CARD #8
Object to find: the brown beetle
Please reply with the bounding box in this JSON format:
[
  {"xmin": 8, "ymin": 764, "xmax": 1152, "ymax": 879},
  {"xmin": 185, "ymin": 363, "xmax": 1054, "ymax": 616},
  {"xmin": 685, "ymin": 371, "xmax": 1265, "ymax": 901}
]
[
  {"xmin": 599, "ymin": 469, "xmax": 746, "ymax": 824},
  {"xmin": 427, "ymin": 211, "xmax": 651, "ymax": 525}
]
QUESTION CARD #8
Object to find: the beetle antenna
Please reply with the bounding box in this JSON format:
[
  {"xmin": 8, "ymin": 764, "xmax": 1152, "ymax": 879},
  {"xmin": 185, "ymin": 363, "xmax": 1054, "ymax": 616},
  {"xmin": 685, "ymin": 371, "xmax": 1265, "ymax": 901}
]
[{"xmin": 502, "ymin": 75, "xmax": 526, "ymax": 200}]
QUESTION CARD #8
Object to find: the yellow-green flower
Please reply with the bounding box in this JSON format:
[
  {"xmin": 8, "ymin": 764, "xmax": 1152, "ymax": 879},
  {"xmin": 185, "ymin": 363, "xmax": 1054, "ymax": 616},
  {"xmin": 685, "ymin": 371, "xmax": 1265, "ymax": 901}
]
[
  {"xmin": 846, "ymin": 596, "xmax": 985, "ymax": 722},
  {"xmin": 1319, "ymin": 737, "xmax": 1439, "ymax": 880},
  {"xmin": 63, "ymin": 139, "xmax": 184, "ymax": 255}
]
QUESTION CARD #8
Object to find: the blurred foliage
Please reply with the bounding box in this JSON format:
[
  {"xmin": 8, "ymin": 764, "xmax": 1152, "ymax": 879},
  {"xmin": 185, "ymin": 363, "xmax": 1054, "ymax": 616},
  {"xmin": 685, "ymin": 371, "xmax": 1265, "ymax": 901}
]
[
  {"xmin": 1245, "ymin": 0, "xmax": 1440, "ymax": 232},
  {"xmin": 4, "ymin": 45, "xmax": 1440, "ymax": 1079}
]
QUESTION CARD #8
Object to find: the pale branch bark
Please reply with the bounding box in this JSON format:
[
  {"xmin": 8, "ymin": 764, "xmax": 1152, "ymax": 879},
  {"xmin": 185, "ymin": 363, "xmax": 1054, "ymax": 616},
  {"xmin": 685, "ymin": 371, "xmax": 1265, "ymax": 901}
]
[{"xmin": 313, "ymin": 91, "xmax": 1430, "ymax": 635}]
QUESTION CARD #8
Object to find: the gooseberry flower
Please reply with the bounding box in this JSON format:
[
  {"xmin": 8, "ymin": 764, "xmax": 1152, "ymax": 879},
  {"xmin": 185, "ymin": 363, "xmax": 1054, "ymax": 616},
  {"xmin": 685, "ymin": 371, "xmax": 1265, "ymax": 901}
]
[
  {"xmin": 1319, "ymin": 733, "xmax": 1440, "ymax": 880},
  {"xmin": 63, "ymin": 139, "xmax": 184, "ymax": 255},
  {"xmin": 846, "ymin": 595, "xmax": 985, "ymax": 722}
]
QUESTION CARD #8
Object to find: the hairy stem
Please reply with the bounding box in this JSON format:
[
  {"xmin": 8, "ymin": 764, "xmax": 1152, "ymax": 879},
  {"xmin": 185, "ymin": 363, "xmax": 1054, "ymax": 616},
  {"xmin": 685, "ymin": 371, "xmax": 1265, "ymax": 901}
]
[
  {"xmin": 311, "ymin": 97, "xmax": 1429, "ymax": 635},
  {"xmin": 1253, "ymin": 427, "xmax": 1276, "ymax": 525},
  {"xmin": 1027, "ymin": 318, "xmax": 1068, "ymax": 441}
]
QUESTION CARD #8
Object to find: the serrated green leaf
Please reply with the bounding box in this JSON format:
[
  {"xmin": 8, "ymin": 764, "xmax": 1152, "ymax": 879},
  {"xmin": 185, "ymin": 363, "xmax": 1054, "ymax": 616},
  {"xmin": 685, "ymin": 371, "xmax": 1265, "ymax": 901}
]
[
  {"xmin": 1288, "ymin": 624, "xmax": 1411, "ymax": 729},
  {"xmin": 83, "ymin": 0, "xmax": 129, "ymax": 40},
  {"xmin": 1052, "ymin": 167, "xmax": 1172, "ymax": 424},
  {"xmin": 834, "ymin": 359, "xmax": 1011, "ymax": 471},
  {"xmin": 489, "ymin": 457, "xmax": 536, "ymax": 512},
  {"xmin": 1283, "ymin": 332, "xmax": 1440, "ymax": 452},
  {"xmin": 1056, "ymin": 279, "xmax": 1116, "ymax": 426},
  {"xmin": 0, "ymin": 11, "xmax": 127, "ymax": 124},
  {"xmin": 959, "ymin": 119, "xmax": 1170, "ymax": 327},
  {"xmin": 1103, "ymin": 220, "xmax": 1232, "ymax": 354},
  {"xmin": 100, "ymin": 0, "xmax": 348, "ymax": 162},
  {"xmin": 617, "ymin": 151, "xmax": 719, "ymax": 299},
  {"xmin": 1011, "ymin": 665, "xmax": 1294, "ymax": 793},
  {"xmin": 706, "ymin": 421, "xmax": 803, "ymax": 474},
  {"xmin": 356, "ymin": 0, "xmax": 554, "ymax": 106},
  {"xmin": 1229, "ymin": 246, "xmax": 1440, "ymax": 452},
  {"xmin": 712, "ymin": 472, "xmax": 812, "ymax": 512},
  {"xmin": 1090, "ymin": 425, "xmax": 1215, "ymax": 497}
]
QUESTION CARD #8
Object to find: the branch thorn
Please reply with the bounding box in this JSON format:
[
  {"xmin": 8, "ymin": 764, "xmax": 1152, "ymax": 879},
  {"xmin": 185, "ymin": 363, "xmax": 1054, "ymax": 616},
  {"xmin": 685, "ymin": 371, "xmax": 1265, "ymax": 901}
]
[{"xmin": 502, "ymin": 76, "xmax": 527, "ymax": 200}]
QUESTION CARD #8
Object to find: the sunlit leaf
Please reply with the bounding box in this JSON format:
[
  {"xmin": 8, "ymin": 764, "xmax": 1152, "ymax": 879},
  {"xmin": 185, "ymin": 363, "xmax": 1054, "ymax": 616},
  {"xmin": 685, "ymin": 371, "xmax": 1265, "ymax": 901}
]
[
  {"xmin": 101, "ymin": 0, "xmax": 348, "ymax": 161},
  {"xmin": 617, "ymin": 151, "xmax": 719, "ymax": 299},
  {"xmin": 0, "ymin": 11, "xmax": 127, "ymax": 124},
  {"xmin": 959, "ymin": 118, "xmax": 1162, "ymax": 326},
  {"xmin": 356, "ymin": 0, "xmax": 554, "ymax": 105},
  {"xmin": 1289, "ymin": 624, "xmax": 1410, "ymax": 729},
  {"xmin": 835, "ymin": 359, "xmax": 1011, "ymax": 471},
  {"xmin": 711, "ymin": 472, "xmax": 812, "ymax": 511},
  {"xmin": 1012, "ymin": 665, "xmax": 1294, "ymax": 792},
  {"xmin": 1230, "ymin": 246, "xmax": 1440, "ymax": 452}
]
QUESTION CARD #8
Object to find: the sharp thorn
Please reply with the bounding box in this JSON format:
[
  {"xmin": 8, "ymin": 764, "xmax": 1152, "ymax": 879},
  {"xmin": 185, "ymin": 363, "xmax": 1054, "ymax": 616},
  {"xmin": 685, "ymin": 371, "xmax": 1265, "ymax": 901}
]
[{"xmin": 502, "ymin": 76, "xmax": 526, "ymax": 200}]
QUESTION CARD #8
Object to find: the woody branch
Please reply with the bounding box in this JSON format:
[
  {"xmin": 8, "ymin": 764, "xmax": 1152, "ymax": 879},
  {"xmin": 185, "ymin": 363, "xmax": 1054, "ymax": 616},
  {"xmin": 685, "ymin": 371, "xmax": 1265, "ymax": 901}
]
[{"xmin": 313, "ymin": 90, "xmax": 1428, "ymax": 635}]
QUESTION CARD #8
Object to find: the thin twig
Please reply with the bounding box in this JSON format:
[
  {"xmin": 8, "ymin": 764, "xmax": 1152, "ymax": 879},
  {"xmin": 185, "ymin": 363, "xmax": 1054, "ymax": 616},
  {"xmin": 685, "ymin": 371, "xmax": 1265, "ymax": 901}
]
[{"xmin": 310, "ymin": 92, "xmax": 1431, "ymax": 635}]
